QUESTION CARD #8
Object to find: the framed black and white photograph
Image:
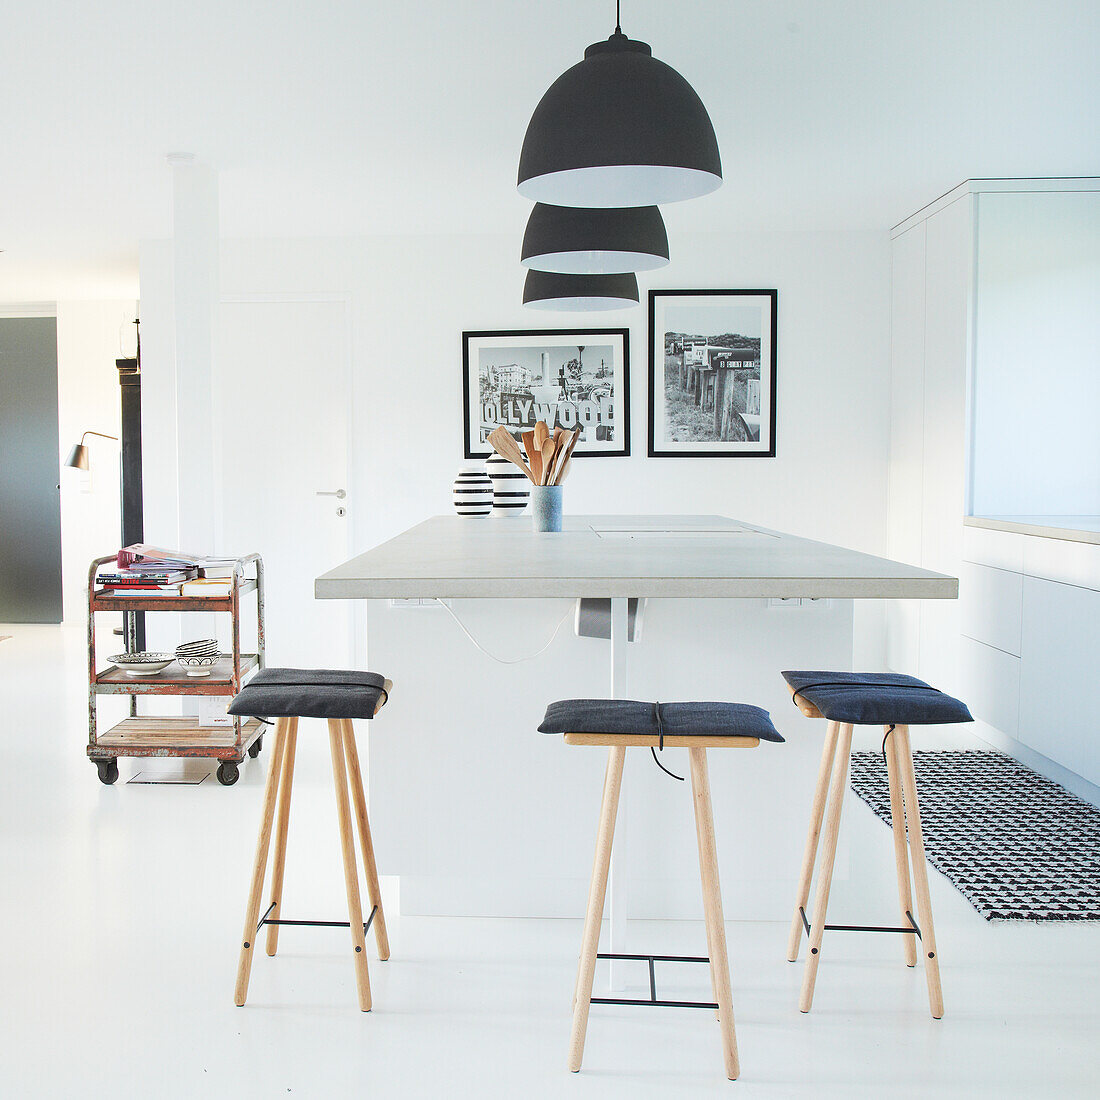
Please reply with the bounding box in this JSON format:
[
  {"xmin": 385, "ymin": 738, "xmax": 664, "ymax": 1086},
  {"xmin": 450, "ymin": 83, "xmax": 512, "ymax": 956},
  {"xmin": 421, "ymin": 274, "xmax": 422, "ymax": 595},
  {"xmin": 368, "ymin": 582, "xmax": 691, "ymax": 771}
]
[
  {"xmin": 463, "ymin": 329, "xmax": 630, "ymax": 459},
  {"xmin": 648, "ymin": 289, "xmax": 777, "ymax": 457}
]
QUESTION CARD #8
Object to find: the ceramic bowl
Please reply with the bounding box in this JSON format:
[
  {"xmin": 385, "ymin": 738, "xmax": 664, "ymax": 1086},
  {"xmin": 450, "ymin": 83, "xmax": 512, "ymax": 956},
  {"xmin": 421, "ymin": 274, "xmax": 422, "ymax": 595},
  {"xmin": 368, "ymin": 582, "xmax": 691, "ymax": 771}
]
[
  {"xmin": 109, "ymin": 652, "xmax": 175, "ymax": 677},
  {"xmin": 176, "ymin": 639, "xmax": 218, "ymax": 658},
  {"xmin": 177, "ymin": 654, "xmax": 218, "ymax": 677}
]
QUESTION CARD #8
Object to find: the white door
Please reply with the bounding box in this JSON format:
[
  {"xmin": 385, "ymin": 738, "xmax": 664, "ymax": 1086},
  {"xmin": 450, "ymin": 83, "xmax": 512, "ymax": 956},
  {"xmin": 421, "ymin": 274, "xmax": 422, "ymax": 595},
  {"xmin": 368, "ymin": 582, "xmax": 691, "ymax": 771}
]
[{"xmin": 216, "ymin": 299, "xmax": 353, "ymax": 667}]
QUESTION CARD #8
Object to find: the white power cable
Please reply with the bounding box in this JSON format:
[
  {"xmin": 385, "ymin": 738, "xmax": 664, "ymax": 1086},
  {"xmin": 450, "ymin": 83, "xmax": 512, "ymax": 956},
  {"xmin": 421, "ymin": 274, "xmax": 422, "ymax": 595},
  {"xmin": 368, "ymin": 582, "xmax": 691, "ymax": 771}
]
[{"xmin": 434, "ymin": 599, "xmax": 574, "ymax": 665}]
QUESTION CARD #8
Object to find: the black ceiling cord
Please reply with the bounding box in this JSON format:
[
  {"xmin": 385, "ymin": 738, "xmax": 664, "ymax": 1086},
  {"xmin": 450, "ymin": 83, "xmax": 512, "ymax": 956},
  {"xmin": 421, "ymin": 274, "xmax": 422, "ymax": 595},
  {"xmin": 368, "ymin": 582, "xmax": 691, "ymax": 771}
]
[
  {"xmin": 881, "ymin": 723, "xmax": 896, "ymax": 765},
  {"xmin": 615, "ymin": 0, "xmax": 621, "ymax": 34},
  {"xmin": 650, "ymin": 701, "xmax": 685, "ymax": 781}
]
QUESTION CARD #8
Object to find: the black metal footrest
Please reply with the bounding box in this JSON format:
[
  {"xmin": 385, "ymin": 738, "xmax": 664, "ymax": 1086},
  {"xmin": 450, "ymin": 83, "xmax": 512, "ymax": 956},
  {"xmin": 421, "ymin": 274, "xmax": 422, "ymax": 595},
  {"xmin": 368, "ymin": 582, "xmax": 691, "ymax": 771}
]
[
  {"xmin": 256, "ymin": 902, "xmax": 377, "ymax": 935},
  {"xmin": 592, "ymin": 952, "xmax": 718, "ymax": 1010},
  {"xmin": 799, "ymin": 906, "xmax": 921, "ymax": 939}
]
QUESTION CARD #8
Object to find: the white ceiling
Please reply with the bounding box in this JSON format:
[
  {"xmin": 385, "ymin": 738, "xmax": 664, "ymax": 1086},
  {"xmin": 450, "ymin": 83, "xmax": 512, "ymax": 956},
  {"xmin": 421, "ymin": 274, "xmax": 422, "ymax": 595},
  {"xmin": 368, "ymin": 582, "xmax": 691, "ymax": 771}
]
[{"xmin": 2, "ymin": 0, "xmax": 1098, "ymax": 298}]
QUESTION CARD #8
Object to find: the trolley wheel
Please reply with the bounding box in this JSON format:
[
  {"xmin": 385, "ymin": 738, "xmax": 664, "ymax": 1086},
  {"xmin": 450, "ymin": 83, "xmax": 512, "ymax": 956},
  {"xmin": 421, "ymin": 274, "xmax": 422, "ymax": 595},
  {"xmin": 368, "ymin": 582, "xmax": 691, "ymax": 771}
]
[
  {"xmin": 95, "ymin": 759, "xmax": 119, "ymax": 785},
  {"xmin": 217, "ymin": 761, "xmax": 241, "ymax": 786},
  {"xmin": 247, "ymin": 736, "xmax": 263, "ymax": 759}
]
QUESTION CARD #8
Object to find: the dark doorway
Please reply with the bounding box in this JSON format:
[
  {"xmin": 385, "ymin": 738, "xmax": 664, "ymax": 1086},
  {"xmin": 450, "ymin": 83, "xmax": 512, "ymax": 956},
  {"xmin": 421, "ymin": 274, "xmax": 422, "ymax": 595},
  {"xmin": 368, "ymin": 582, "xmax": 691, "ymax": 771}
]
[{"xmin": 0, "ymin": 316, "xmax": 63, "ymax": 622}]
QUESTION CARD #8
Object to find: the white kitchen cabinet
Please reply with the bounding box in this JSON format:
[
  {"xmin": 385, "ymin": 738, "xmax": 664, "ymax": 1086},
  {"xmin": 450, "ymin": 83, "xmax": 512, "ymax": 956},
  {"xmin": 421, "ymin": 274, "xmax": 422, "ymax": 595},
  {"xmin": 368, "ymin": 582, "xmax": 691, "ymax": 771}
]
[
  {"xmin": 889, "ymin": 178, "xmax": 1100, "ymax": 790},
  {"xmin": 959, "ymin": 561, "xmax": 1023, "ymax": 656},
  {"xmin": 1019, "ymin": 577, "xmax": 1100, "ymax": 786}
]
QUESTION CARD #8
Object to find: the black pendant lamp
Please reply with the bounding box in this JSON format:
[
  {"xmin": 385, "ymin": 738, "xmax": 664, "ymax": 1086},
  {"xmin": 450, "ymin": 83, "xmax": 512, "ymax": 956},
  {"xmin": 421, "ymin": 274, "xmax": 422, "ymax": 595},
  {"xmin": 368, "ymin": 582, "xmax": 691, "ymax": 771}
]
[
  {"xmin": 517, "ymin": 6, "xmax": 722, "ymax": 208},
  {"xmin": 521, "ymin": 203, "xmax": 669, "ymax": 274},
  {"xmin": 523, "ymin": 270, "xmax": 639, "ymax": 311}
]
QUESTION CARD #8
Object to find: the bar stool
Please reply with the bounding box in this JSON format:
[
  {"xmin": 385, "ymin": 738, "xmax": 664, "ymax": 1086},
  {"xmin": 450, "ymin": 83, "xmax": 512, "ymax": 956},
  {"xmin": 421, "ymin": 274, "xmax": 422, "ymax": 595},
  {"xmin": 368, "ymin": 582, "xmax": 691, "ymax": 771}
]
[
  {"xmin": 229, "ymin": 668, "xmax": 392, "ymax": 1012},
  {"xmin": 539, "ymin": 698, "xmax": 785, "ymax": 1081},
  {"xmin": 781, "ymin": 670, "xmax": 973, "ymax": 1019}
]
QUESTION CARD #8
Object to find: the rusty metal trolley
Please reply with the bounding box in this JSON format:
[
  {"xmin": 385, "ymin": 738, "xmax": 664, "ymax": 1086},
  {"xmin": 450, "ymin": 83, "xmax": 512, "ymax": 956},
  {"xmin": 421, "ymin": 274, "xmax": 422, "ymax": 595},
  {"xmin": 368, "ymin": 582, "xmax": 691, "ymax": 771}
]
[{"xmin": 87, "ymin": 553, "xmax": 265, "ymax": 786}]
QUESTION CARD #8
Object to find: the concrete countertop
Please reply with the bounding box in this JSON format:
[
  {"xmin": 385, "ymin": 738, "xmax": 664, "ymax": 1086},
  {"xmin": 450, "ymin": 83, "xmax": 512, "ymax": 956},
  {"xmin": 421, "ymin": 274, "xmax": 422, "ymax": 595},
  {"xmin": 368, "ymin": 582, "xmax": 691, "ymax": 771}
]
[
  {"xmin": 965, "ymin": 514, "xmax": 1100, "ymax": 545},
  {"xmin": 316, "ymin": 515, "xmax": 958, "ymax": 600}
]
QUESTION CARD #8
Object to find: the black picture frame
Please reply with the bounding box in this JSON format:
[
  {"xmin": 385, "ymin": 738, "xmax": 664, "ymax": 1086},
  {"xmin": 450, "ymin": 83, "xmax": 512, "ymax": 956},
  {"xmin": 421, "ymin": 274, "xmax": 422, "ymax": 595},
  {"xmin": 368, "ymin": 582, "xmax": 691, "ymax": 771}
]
[
  {"xmin": 463, "ymin": 328, "xmax": 630, "ymax": 459},
  {"xmin": 648, "ymin": 289, "xmax": 778, "ymax": 457}
]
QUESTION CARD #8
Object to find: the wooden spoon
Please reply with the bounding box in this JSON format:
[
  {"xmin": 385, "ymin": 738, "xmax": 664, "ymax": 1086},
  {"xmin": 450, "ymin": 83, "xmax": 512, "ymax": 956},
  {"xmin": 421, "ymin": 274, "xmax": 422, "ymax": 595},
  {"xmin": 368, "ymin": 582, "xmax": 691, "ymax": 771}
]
[
  {"xmin": 534, "ymin": 420, "xmax": 549, "ymax": 449},
  {"xmin": 522, "ymin": 429, "xmax": 541, "ymax": 483},
  {"xmin": 487, "ymin": 426, "xmax": 535, "ymax": 482},
  {"xmin": 540, "ymin": 438, "xmax": 556, "ymax": 485}
]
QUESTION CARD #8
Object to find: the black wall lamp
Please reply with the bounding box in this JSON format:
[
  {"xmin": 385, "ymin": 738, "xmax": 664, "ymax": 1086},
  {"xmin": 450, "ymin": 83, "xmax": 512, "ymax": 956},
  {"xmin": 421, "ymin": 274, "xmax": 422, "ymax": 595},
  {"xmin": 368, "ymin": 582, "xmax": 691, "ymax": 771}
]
[{"xmin": 65, "ymin": 430, "xmax": 118, "ymax": 470}]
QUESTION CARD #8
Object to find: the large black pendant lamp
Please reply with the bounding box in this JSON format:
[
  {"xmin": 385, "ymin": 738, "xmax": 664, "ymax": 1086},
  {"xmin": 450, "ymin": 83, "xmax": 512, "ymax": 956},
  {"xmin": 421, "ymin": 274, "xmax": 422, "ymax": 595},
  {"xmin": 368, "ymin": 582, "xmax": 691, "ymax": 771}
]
[
  {"xmin": 523, "ymin": 270, "xmax": 639, "ymax": 311},
  {"xmin": 517, "ymin": 7, "xmax": 722, "ymax": 208},
  {"xmin": 521, "ymin": 203, "xmax": 669, "ymax": 274}
]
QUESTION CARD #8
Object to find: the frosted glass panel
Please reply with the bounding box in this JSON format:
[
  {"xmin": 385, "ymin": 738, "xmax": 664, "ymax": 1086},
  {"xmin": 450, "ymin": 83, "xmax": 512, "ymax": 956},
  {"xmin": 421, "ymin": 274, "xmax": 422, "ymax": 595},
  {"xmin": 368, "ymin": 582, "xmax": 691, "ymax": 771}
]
[{"xmin": 969, "ymin": 190, "xmax": 1100, "ymax": 518}]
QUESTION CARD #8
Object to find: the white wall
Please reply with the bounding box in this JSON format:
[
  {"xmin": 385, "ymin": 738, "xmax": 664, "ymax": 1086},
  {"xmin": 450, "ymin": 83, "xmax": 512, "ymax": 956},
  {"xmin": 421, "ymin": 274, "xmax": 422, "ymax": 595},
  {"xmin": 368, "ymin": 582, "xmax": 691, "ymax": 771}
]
[
  {"xmin": 138, "ymin": 227, "xmax": 894, "ymax": 916},
  {"xmin": 55, "ymin": 301, "xmax": 138, "ymax": 624},
  {"xmin": 141, "ymin": 228, "xmax": 893, "ymax": 663}
]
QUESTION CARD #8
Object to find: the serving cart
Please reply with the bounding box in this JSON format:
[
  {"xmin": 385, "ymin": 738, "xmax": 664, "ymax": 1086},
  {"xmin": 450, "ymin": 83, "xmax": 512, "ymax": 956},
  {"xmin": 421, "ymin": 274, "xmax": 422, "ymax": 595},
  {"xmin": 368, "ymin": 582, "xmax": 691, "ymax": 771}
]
[{"xmin": 87, "ymin": 553, "xmax": 265, "ymax": 786}]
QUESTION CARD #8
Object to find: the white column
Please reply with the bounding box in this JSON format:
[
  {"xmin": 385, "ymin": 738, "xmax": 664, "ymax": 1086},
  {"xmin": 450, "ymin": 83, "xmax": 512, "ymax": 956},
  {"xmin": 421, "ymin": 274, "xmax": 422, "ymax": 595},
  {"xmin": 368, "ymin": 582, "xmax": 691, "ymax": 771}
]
[{"xmin": 168, "ymin": 153, "xmax": 219, "ymax": 554}]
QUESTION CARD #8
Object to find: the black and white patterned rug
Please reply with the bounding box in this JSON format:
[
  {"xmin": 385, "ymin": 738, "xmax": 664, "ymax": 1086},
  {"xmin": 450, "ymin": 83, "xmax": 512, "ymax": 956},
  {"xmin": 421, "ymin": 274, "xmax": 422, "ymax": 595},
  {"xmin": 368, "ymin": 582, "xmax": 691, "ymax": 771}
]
[{"xmin": 848, "ymin": 749, "xmax": 1100, "ymax": 921}]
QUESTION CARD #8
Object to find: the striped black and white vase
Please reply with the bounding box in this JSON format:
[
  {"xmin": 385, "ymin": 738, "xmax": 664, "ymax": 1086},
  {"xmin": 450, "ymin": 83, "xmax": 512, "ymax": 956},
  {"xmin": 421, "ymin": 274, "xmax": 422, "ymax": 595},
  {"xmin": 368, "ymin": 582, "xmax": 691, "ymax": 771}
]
[
  {"xmin": 452, "ymin": 467, "xmax": 494, "ymax": 517},
  {"xmin": 485, "ymin": 452, "xmax": 531, "ymax": 517}
]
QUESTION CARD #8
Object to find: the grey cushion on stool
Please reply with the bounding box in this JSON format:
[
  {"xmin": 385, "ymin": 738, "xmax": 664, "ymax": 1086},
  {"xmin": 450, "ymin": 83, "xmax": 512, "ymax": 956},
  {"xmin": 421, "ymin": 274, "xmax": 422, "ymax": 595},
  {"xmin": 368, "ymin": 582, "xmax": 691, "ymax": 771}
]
[
  {"xmin": 228, "ymin": 668, "xmax": 389, "ymax": 720},
  {"xmin": 781, "ymin": 670, "xmax": 972, "ymax": 726},
  {"xmin": 538, "ymin": 699, "xmax": 784, "ymax": 741}
]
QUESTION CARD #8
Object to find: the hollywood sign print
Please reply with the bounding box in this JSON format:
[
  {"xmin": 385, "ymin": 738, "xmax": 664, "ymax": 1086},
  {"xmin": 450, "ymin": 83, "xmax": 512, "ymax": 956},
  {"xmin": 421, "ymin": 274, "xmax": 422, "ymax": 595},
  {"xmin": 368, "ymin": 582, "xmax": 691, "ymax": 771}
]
[{"xmin": 482, "ymin": 392, "xmax": 616, "ymax": 442}]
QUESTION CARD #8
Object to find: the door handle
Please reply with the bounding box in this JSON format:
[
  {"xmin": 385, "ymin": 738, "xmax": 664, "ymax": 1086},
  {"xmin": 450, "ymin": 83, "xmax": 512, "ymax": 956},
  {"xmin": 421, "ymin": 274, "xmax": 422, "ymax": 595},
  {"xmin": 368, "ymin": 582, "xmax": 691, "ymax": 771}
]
[{"xmin": 316, "ymin": 489, "xmax": 347, "ymax": 499}]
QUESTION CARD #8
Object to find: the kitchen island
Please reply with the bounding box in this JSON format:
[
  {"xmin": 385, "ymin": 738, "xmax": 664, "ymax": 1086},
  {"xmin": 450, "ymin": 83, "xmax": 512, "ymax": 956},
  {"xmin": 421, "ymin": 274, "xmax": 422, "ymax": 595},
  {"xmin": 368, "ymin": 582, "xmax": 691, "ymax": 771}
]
[{"xmin": 316, "ymin": 515, "xmax": 957, "ymax": 983}]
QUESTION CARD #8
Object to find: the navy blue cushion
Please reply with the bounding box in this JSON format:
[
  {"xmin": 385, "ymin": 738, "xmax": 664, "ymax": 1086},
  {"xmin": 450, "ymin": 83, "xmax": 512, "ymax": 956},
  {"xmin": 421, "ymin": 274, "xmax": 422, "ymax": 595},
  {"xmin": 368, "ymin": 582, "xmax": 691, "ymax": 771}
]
[
  {"xmin": 228, "ymin": 667, "xmax": 389, "ymax": 720},
  {"xmin": 538, "ymin": 699, "xmax": 783, "ymax": 742},
  {"xmin": 781, "ymin": 671, "xmax": 972, "ymax": 726}
]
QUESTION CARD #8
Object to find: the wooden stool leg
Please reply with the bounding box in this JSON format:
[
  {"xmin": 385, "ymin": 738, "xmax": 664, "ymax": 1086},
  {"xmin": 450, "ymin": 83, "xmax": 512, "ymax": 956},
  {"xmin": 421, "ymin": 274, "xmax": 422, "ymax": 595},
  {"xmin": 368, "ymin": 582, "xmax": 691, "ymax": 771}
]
[
  {"xmin": 799, "ymin": 722, "xmax": 854, "ymax": 1013},
  {"xmin": 894, "ymin": 725, "xmax": 944, "ymax": 1019},
  {"xmin": 234, "ymin": 718, "xmax": 289, "ymax": 1006},
  {"xmin": 265, "ymin": 717, "xmax": 299, "ymax": 957},
  {"xmin": 688, "ymin": 748, "xmax": 739, "ymax": 1081},
  {"xmin": 884, "ymin": 726, "xmax": 918, "ymax": 967},
  {"xmin": 787, "ymin": 721, "xmax": 841, "ymax": 961},
  {"xmin": 568, "ymin": 746, "xmax": 626, "ymax": 1073},
  {"xmin": 342, "ymin": 719, "xmax": 390, "ymax": 961},
  {"xmin": 327, "ymin": 719, "xmax": 372, "ymax": 1012},
  {"xmin": 687, "ymin": 754, "xmax": 722, "ymax": 1022}
]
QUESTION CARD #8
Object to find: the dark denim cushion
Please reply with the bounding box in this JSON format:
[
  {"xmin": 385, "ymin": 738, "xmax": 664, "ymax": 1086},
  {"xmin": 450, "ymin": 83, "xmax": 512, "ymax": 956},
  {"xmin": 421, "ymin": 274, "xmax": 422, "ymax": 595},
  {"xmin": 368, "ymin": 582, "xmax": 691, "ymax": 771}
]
[
  {"xmin": 781, "ymin": 670, "xmax": 972, "ymax": 726},
  {"xmin": 228, "ymin": 667, "xmax": 389, "ymax": 720},
  {"xmin": 538, "ymin": 699, "xmax": 784, "ymax": 742}
]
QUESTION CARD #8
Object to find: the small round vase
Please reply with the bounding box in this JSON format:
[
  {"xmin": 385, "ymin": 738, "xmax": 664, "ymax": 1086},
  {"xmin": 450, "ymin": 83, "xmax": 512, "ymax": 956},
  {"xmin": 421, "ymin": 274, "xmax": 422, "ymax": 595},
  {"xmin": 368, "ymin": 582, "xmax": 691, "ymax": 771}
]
[
  {"xmin": 452, "ymin": 467, "xmax": 494, "ymax": 517},
  {"xmin": 485, "ymin": 453, "xmax": 531, "ymax": 517}
]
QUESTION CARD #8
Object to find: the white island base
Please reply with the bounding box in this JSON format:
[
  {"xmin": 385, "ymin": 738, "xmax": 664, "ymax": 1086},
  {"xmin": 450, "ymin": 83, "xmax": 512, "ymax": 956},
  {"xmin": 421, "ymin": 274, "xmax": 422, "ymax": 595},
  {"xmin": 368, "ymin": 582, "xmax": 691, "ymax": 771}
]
[{"xmin": 366, "ymin": 594, "xmax": 855, "ymax": 923}]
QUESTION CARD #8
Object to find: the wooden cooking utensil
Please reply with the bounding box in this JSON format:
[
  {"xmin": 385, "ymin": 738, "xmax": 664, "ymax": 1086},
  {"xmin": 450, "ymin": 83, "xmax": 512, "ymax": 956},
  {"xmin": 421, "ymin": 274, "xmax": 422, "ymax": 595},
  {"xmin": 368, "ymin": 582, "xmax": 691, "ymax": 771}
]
[
  {"xmin": 534, "ymin": 420, "xmax": 549, "ymax": 449},
  {"xmin": 540, "ymin": 438, "xmax": 556, "ymax": 484},
  {"xmin": 552, "ymin": 429, "xmax": 580, "ymax": 485},
  {"xmin": 545, "ymin": 428, "xmax": 571, "ymax": 485},
  {"xmin": 487, "ymin": 426, "xmax": 535, "ymax": 482},
  {"xmin": 522, "ymin": 429, "xmax": 541, "ymax": 484}
]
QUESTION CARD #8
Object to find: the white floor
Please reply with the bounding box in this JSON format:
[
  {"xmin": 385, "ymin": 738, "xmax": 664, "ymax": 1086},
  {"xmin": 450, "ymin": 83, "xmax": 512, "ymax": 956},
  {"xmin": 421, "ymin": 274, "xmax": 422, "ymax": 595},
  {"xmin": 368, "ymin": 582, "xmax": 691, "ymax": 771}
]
[{"xmin": 1, "ymin": 625, "xmax": 1098, "ymax": 1098}]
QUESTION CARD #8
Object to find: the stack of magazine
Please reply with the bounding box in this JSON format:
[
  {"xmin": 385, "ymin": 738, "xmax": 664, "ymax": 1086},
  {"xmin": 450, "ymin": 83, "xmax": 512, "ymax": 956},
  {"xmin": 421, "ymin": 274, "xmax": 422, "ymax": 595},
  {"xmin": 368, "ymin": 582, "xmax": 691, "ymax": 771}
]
[{"xmin": 96, "ymin": 545, "xmax": 240, "ymax": 596}]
